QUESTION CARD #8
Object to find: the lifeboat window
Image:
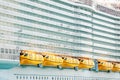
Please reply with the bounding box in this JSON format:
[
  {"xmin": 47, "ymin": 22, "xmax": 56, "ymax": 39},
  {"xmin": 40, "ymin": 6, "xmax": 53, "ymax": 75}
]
[
  {"xmin": 20, "ymin": 53, "xmax": 24, "ymax": 55},
  {"xmin": 98, "ymin": 62, "xmax": 100, "ymax": 63},
  {"xmin": 64, "ymin": 58, "xmax": 67, "ymax": 60},
  {"xmin": 101, "ymin": 62, "xmax": 103, "ymax": 64},
  {"xmin": 46, "ymin": 55, "xmax": 49, "ymax": 58},
  {"xmin": 24, "ymin": 53, "xmax": 28, "ymax": 56},
  {"xmin": 43, "ymin": 55, "xmax": 45, "ymax": 57},
  {"xmin": 81, "ymin": 60, "xmax": 84, "ymax": 62}
]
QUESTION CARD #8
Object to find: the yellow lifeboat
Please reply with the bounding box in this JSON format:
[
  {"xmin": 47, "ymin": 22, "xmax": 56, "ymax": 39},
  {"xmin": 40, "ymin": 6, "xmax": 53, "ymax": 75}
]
[
  {"xmin": 79, "ymin": 59, "xmax": 94, "ymax": 70},
  {"xmin": 98, "ymin": 60, "xmax": 113, "ymax": 72},
  {"xmin": 20, "ymin": 50, "xmax": 44, "ymax": 67},
  {"xmin": 43, "ymin": 54, "xmax": 63, "ymax": 69},
  {"xmin": 62, "ymin": 57, "xmax": 79, "ymax": 70},
  {"xmin": 112, "ymin": 63, "xmax": 120, "ymax": 72}
]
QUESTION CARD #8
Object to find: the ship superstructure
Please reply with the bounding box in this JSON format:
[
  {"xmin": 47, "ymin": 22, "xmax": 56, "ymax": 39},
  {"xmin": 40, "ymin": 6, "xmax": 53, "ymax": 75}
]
[{"xmin": 0, "ymin": 0, "xmax": 120, "ymax": 80}]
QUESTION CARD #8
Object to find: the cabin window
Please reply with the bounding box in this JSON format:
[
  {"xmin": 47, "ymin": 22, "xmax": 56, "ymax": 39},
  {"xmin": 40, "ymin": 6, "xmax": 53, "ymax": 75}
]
[
  {"xmin": 13, "ymin": 49, "xmax": 15, "ymax": 54},
  {"xmin": 9, "ymin": 49, "xmax": 12, "ymax": 53},
  {"xmin": 16, "ymin": 76, "xmax": 18, "ymax": 79},
  {"xmin": 1, "ymin": 48, "xmax": 4, "ymax": 53},
  {"xmin": 5, "ymin": 48, "xmax": 8, "ymax": 53}
]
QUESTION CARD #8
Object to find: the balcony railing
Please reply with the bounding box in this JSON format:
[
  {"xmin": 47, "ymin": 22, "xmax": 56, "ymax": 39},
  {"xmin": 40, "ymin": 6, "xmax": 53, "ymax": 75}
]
[
  {"xmin": 69, "ymin": 0, "xmax": 93, "ymax": 6},
  {"xmin": 96, "ymin": 5, "xmax": 120, "ymax": 17}
]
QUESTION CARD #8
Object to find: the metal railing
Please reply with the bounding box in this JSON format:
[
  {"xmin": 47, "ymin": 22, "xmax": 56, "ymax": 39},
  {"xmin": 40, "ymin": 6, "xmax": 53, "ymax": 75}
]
[
  {"xmin": 96, "ymin": 4, "xmax": 120, "ymax": 17},
  {"xmin": 14, "ymin": 74, "xmax": 120, "ymax": 80}
]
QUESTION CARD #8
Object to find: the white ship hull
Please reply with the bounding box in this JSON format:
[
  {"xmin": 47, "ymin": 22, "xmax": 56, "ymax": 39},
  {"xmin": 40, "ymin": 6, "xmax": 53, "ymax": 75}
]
[{"xmin": 0, "ymin": 60, "xmax": 120, "ymax": 80}]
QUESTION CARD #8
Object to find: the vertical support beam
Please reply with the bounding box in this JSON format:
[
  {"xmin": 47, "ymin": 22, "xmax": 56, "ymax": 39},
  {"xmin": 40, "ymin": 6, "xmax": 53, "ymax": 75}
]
[{"xmin": 92, "ymin": 59, "xmax": 98, "ymax": 72}]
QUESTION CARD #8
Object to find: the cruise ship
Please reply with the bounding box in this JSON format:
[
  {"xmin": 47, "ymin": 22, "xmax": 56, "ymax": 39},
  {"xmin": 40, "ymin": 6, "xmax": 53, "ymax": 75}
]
[{"xmin": 0, "ymin": 0, "xmax": 120, "ymax": 80}]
